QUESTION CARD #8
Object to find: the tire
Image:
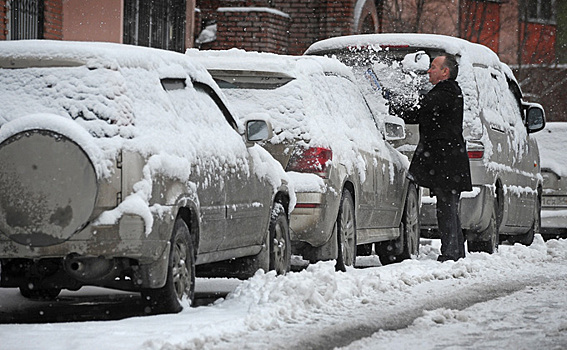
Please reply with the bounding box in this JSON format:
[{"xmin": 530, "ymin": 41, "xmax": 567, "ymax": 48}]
[
  {"xmin": 19, "ymin": 284, "xmax": 61, "ymax": 300},
  {"xmin": 142, "ymin": 218, "xmax": 195, "ymax": 314},
  {"xmin": 377, "ymin": 184, "xmax": 420, "ymax": 265},
  {"xmin": 268, "ymin": 203, "xmax": 291, "ymax": 275},
  {"xmin": 335, "ymin": 190, "xmax": 356, "ymax": 272},
  {"xmin": 468, "ymin": 203, "xmax": 499, "ymax": 254}
]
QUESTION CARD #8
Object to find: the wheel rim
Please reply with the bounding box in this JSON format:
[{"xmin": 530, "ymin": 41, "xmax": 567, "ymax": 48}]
[
  {"xmin": 340, "ymin": 197, "xmax": 356, "ymax": 266},
  {"xmin": 172, "ymin": 238, "xmax": 190, "ymax": 300},
  {"xmin": 405, "ymin": 188, "xmax": 420, "ymax": 255},
  {"xmin": 272, "ymin": 218, "xmax": 288, "ymax": 274}
]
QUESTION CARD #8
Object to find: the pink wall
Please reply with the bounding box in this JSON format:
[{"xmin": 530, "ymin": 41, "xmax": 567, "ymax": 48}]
[{"xmin": 62, "ymin": 0, "xmax": 123, "ymax": 43}]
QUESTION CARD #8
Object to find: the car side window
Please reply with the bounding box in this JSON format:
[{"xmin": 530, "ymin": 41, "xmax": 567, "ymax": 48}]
[
  {"xmin": 472, "ymin": 66, "xmax": 507, "ymax": 130},
  {"xmin": 193, "ymin": 82, "xmax": 239, "ymax": 130},
  {"xmin": 160, "ymin": 78, "xmax": 239, "ymax": 131}
]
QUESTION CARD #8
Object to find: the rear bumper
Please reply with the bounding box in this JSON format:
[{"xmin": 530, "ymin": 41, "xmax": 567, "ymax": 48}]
[
  {"xmin": 541, "ymin": 209, "xmax": 567, "ymax": 230},
  {"xmin": 0, "ymin": 214, "xmax": 170, "ymax": 263},
  {"xmin": 290, "ymin": 191, "xmax": 340, "ymax": 247},
  {"xmin": 420, "ymin": 186, "xmax": 491, "ymax": 236}
]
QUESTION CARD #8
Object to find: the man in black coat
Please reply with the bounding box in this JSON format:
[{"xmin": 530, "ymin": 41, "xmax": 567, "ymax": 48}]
[{"xmin": 393, "ymin": 54, "xmax": 472, "ymax": 261}]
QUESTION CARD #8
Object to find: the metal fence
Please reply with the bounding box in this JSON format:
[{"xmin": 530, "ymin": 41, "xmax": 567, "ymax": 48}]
[
  {"xmin": 123, "ymin": 0, "xmax": 186, "ymax": 52},
  {"xmin": 7, "ymin": 0, "xmax": 44, "ymax": 40}
]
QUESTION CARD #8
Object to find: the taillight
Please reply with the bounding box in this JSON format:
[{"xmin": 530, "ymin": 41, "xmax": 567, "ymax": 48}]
[
  {"xmin": 467, "ymin": 141, "xmax": 484, "ymax": 159},
  {"xmin": 467, "ymin": 151, "xmax": 484, "ymax": 159},
  {"xmin": 287, "ymin": 147, "xmax": 332, "ymax": 178}
]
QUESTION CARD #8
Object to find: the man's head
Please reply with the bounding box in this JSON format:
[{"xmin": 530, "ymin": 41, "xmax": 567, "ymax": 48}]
[{"xmin": 427, "ymin": 54, "xmax": 458, "ymax": 85}]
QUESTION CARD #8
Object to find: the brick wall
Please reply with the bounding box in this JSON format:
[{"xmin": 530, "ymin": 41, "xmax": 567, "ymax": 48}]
[
  {"xmin": 520, "ymin": 22, "xmax": 557, "ymax": 64},
  {"xmin": 0, "ymin": 1, "xmax": 6, "ymax": 40},
  {"xmin": 515, "ymin": 66, "xmax": 567, "ymax": 122},
  {"xmin": 205, "ymin": 7, "xmax": 290, "ymax": 54},
  {"xmin": 275, "ymin": 0, "xmax": 325, "ymax": 56},
  {"xmin": 0, "ymin": 0, "xmax": 63, "ymax": 40},
  {"xmin": 44, "ymin": 0, "xmax": 63, "ymax": 40},
  {"xmin": 196, "ymin": 0, "xmax": 356, "ymax": 55}
]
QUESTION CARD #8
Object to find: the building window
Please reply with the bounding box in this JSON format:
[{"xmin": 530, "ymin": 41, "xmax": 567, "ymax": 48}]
[
  {"xmin": 123, "ymin": 0, "xmax": 186, "ymax": 52},
  {"xmin": 6, "ymin": 0, "xmax": 44, "ymax": 40},
  {"xmin": 526, "ymin": 0, "xmax": 556, "ymax": 24}
]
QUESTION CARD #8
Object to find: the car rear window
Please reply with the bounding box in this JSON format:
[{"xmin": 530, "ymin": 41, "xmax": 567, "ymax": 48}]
[{"xmin": 0, "ymin": 66, "xmax": 134, "ymax": 136}]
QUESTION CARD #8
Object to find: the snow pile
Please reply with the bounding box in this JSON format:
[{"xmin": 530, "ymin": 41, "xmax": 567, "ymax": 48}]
[{"xmin": 1, "ymin": 237, "xmax": 567, "ymax": 349}]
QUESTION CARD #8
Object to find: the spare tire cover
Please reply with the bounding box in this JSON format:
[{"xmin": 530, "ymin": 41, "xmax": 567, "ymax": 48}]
[{"xmin": 0, "ymin": 129, "xmax": 98, "ymax": 247}]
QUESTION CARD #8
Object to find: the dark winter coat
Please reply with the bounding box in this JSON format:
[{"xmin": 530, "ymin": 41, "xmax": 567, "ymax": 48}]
[{"xmin": 396, "ymin": 79, "xmax": 472, "ymax": 193}]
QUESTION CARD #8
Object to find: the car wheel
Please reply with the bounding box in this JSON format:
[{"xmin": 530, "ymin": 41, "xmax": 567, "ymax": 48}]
[
  {"xmin": 336, "ymin": 190, "xmax": 356, "ymax": 272},
  {"xmin": 468, "ymin": 203, "xmax": 499, "ymax": 254},
  {"xmin": 19, "ymin": 284, "xmax": 61, "ymax": 300},
  {"xmin": 268, "ymin": 202, "xmax": 291, "ymax": 274},
  {"xmin": 142, "ymin": 218, "xmax": 195, "ymax": 314},
  {"xmin": 377, "ymin": 184, "xmax": 420, "ymax": 265}
]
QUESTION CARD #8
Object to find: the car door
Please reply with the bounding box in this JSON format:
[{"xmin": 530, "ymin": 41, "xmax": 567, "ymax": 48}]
[
  {"xmin": 499, "ymin": 80, "xmax": 538, "ymax": 228},
  {"xmin": 193, "ymin": 83, "xmax": 272, "ymax": 250},
  {"xmin": 377, "ymin": 140, "xmax": 408, "ymax": 227},
  {"xmin": 162, "ymin": 78, "xmax": 231, "ymax": 254}
]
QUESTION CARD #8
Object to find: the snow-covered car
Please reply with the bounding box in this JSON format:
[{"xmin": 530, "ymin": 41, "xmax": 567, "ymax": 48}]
[
  {"xmin": 306, "ymin": 34, "xmax": 546, "ymax": 253},
  {"xmin": 533, "ymin": 122, "xmax": 567, "ymax": 240},
  {"xmin": 186, "ymin": 49, "xmax": 419, "ymax": 268},
  {"xmin": 0, "ymin": 41, "xmax": 293, "ymax": 313}
]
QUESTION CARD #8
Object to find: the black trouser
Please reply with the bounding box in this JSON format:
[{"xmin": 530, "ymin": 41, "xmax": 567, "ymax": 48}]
[{"xmin": 434, "ymin": 188, "xmax": 465, "ymax": 260}]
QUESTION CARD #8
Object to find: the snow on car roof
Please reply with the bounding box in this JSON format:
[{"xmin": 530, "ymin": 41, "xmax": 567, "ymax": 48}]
[
  {"xmin": 0, "ymin": 39, "xmax": 218, "ymax": 86},
  {"xmin": 533, "ymin": 122, "xmax": 567, "ymax": 177},
  {"xmin": 305, "ymin": 33, "xmax": 501, "ymax": 68},
  {"xmin": 305, "ymin": 33, "xmax": 519, "ymax": 86},
  {"xmin": 186, "ymin": 47, "xmax": 354, "ymax": 78}
]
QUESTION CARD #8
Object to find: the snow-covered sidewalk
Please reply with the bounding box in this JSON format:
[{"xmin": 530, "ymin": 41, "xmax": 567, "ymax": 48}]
[{"xmin": 1, "ymin": 236, "xmax": 567, "ymax": 350}]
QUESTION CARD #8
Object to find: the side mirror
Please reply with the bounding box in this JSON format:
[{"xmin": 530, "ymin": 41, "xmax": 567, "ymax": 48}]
[
  {"xmin": 524, "ymin": 103, "xmax": 545, "ymax": 134},
  {"xmin": 245, "ymin": 119, "xmax": 273, "ymax": 145},
  {"xmin": 384, "ymin": 115, "xmax": 406, "ymax": 141}
]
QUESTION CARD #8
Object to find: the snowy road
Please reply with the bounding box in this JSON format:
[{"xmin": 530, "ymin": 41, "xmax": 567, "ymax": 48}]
[{"xmin": 1, "ymin": 236, "xmax": 567, "ymax": 350}]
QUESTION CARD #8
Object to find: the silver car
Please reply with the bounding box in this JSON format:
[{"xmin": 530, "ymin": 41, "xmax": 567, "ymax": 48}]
[
  {"xmin": 0, "ymin": 41, "xmax": 292, "ymax": 314},
  {"xmin": 187, "ymin": 49, "xmax": 420, "ymax": 269},
  {"xmin": 533, "ymin": 122, "xmax": 567, "ymax": 240},
  {"xmin": 306, "ymin": 34, "xmax": 546, "ymax": 253}
]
